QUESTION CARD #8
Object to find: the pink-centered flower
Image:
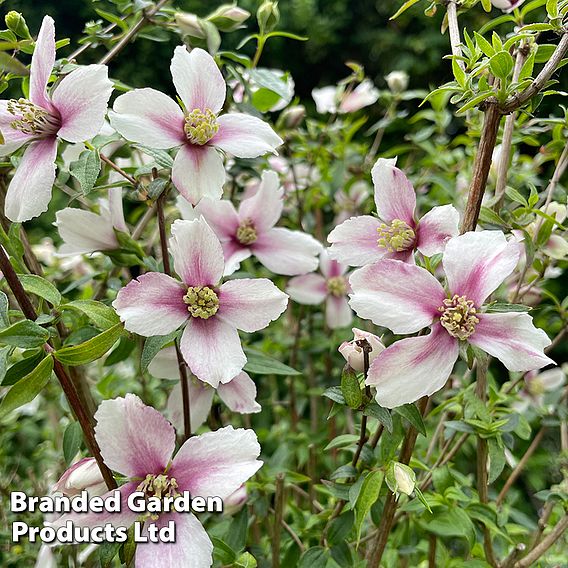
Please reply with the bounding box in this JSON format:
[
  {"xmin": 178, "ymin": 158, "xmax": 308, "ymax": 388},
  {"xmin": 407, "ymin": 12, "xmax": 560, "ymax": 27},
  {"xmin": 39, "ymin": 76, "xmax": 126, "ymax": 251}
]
[
  {"xmin": 181, "ymin": 170, "xmax": 322, "ymax": 275},
  {"xmin": 148, "ymin": 346, "xmax": 260, "ymax": 432},
  {"xmin": 0, "ymin": 16, "xmax": 113, "ymax": 222},
  {"xmin": 109, "ymin": 47, "xmax": 282, "ymax": 204},
  {"xmin": 51, "ymin": 394, "xmax": 262, "ymax": 568},
  {"xmin": 349, "ymin": 231, "xmax": 554, "ymax": 408},
  {"xmin": 113, "ymin": 217, "xmax": 288, "ymax": 387},
  {"xmin": 286, "ymin": 250, "xmax": 353, "ymax": 329},
  {"xmin": 312, "ymin": 79, "xmax": 379, "ymax": 114},
  {"xmin": 513, "ymin": 367, "xmax": 566, "ymax": 413},
  {"xmin": 55, "ymin": 187, "xmax": 127, "ymax": 256},
  {"xmin": 328, "ymin": 158, "xmax": 459, "ymax": 266}
]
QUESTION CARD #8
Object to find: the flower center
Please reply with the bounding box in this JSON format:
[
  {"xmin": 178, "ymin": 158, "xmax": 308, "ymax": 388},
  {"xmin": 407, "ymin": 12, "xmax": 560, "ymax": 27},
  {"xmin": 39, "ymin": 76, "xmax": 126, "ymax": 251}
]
[
  {"xmin": 184, "ymin": 108, "xmax": 219, "ymax": 145},
  {"xmin": 438, "ymin": 295, "xmax": 479, "ymax": 340},
  {"xmin": 7, "ymin": 98, "xmax": 60, "ymax": 136},
  {"xmin": 327, "ymin": 276, "xmax": 348, "ymax": 297},
  {"xmin": 527, "ymin": 378, "xmax": 545, "ymax": 396},
  {"xmin": 377, "ymin": 219, "xmax": 415, "ymax": 252},
  {"xmin": 236, "ymin": 219, "xmax": 258, "ymax": 245},
  {"xmin": 183, "ymin": 286, "xmax": 219, "ymax": 319},
  {"xmin": 136, "ymin": 473, "xmax": 180, "ymax": 520}
]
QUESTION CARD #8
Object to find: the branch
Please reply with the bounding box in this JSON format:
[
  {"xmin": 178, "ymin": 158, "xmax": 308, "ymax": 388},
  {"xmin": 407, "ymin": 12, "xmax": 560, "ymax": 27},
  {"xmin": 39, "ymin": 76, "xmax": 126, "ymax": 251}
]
[
  {"xmin": 447, "ymin": 1, "xmax": 464, "ymax": 69},
  {"xmin": 514, "ymin": 514, "xmax": 568, "ymax": 567}
]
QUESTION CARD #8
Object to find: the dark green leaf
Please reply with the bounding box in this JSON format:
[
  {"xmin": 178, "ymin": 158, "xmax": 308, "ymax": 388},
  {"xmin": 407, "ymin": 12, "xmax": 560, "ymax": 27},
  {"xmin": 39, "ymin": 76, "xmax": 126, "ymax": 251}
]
[
  {"xmin": 364, "ymin": 403, "xmax": 393, "ymax": 433},
  {"xmin": 54, "ymin": 323, "xmax": 123, "ymax": 366},
  {"xmin": 393, "ymin": 403, "xmax": 426, "ymax": 436},
  {"xmin": 141, "ymin": 332, "xmax": 177, "ymax": 373},
  {"xmin": 244, "ymin": 348, "xmax": 300, "ymax": 375},
  {"xmin": 0, "ymin": 320, "xmax": 49, "ymax": 348},
  {"xmin": 63, "ymin": 421, "xmax": 83, "ymax": 465}
]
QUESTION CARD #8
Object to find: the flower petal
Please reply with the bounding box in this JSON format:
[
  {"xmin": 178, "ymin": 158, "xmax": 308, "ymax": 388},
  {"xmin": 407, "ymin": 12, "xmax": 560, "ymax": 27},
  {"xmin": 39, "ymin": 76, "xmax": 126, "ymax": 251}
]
[
  {"xmin": 109, "ymin": 88, "xmax": 185, "ymax": 149},
  {"xmin": 319, "ymin": 249, "xmax": 347, "ymax": 278},
  {"xmin": 0, "ymin": 101, "xmax": 34, "ymax": 156},
  {"xmin": 167, "ymin": 379, "xmax": 214, "ymax": 433},
  {"xmin": 171, "ymin": 46, "xmax": 225, "ymax": 114},
  {"xmin": 51, "ymin": 65, "xmax": 113, "ymax": 142},
  {"xmin": 136, "ymin": 512, "xmax": 213, "ymax": 568},
  {"xmin": 211, "ymin": 113, "xmax": 282, "ymax": 158},
  {"xmin": 172, "ymin": 144, "xmax": 226, "ymax": 204},
  {"xmin": 312, "ymin": 86, "xmax": 338, "ymax": 114},
  {"xmin": 327, "ymin": 215, "xmax": 384, "ymax": 266},
  {"xmin": 95, "ymin": 394, "xmax": 175, "ymax": 477},
  {"xmin": 218, "ymin": 278, "xmax": 288, "ymax": 332},
  {"xmin": 253, "ymin": 227, "xmax": 322, "ymax": 275},
  {"xmin": 107, "ymin": 186, "xmax": 128, "ymax": 232},
  {"xmin": 348, "ymin": 259, "xmax": 445, "ymax": 334},
  {"xmin": 286, "ymin": 273, "xmax": 327, "ymax": 304},
  {"xmin": 238, "ymin": 170, "xmax": 282, "ymax": 232},
  {"xmin": 195, "ymin": 197, "xmax": 240, "ymax": 240},
  {"xmin": 218, "ymin": 372, "xmax": 261, "ymax": 414},
  {"xmin": 30, "ymin": 16, "xmax": 55, "ymax": 110},
  {"xmin": 371, "ymin": 157, "xmax": 416, "ymax": 225},
  {"xmin": 326, "ymin": 295, "xmax": 353, "ymax": 329},
  {"xmin": 169, "ymin": 218, "xmax": 225, "ymax": 286},
  {"xmin": 443, "ymin": 231, "xmax": 521, "ymax": 306},
  {"xmin": 468, "ymin": 312, "xmax": 554, "ymax": 371},
  {"xmin": 55, "ymin": 207, "xmax": 118, "ymax": 256},
  {"xmin": 222, "ymin": 240, "xmax": 252, "ymax": 276},
  {"xmin": 339, "ymin": 79, "xmax": 379, "ymax": 113},
  {"xmin": 416, "ymin": 204, "xmax": 459, "ymax": 257},
  {"xmin": 367, "ymin": 323, "xmax": 459, "ymax": 408},
  {"xmin": 180, "ymin": 318, "xmax": 246, "ymax": 387},
  {"xmin": 5, "ymin": 137, "xmax": 57, "ymax": 222},
  {"xmin": 170, "ymin": 425, "xmax": 262, "ymax": 499},
  {"xmin": 113, "ymin": 273, "xmax": 188, "ymax": 336}
]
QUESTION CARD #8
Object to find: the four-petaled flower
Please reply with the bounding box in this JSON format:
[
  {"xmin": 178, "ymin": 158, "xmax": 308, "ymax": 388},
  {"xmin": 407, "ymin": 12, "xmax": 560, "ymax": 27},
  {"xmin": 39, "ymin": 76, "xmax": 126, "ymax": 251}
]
[
  {"xmin": 286, "ymin": 250, "xmax": 353, "ymax": 329},
  {"xmin": 181, "ymin": 170, "xmax": 322, "ymax": 275},
  {"xmin": 109, "ymin": 46, "xmax": 282, "ymax": 205},
  {"xmin": 51, "ymin": 394, "xmax": 262, "ymax": 568},
  {"xmin": 328, "ymin": 157, "xmax": 459, "ymax": 266},
  {"xmin": 0, "ymin": 16, "xmax": 112, "ymax": 222},
  {"xmin": 349, "ymin": 231, "xmax": 554, "ymax": 408},
  {"xmin": 113, "ymin": 217, "xmax": 288, "ymax": 386}
]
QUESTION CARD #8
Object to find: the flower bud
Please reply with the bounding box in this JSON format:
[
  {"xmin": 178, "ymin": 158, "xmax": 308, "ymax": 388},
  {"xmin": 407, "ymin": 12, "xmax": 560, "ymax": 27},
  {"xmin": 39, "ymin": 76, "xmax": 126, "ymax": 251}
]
[
  {"xmin": 53, "ymin": 457, "xmax": 107, "ymax": 497},
  {"xmin": 281, "ymin": 105, "xmax": 306, "ymax": 128},
  {"xmin": 5, "ymin": 11, "xmax": 31, "ymax": 39},
  {"xmin": 208, "ymin": 4, "xmax": 250, "ymax": 32},
  {"xmin": 339, "ymin": 328, "xmax": 384, "ymax": 373},
  {"xmin": 257, "ymin": 1, "xmax": 280, "ymax": 34},
  {"xmin": 224, "ymin": 485, "xmax": 248, "ymax": 515},
  {"xmin": 386, "ymin": 462, "xmax": 416, "ymax": 496},
  {"xmin": 175, "ymin": 12, "xmax": 207, "ymax": 39},
  {"xmin": 385, "ymin": 70, "xmax": 409, "ymax": 94}
]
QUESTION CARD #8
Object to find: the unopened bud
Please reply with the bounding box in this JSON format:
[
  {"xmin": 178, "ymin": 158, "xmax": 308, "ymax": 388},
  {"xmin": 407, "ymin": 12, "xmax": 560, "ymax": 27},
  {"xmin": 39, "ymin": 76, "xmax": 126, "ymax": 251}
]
[
  {"xmin": 53, "ymin": 458, "xmax": 107, "ymax": 498},
  {"xmin": 386, "ymin": 462, "xmax": 416, "ymax": 496},
  {"xmin": 208, "ymin": 4, "xmax": 250, "ymax": 32},
  {"xmin": 6, "ymin": 11, "xmax": 31, "ymax": 39},
  {"xmin": 257, "ymin": 1, "xmax": 280, "ymax": 34},
  {"xmin": 224, "ymin": 485, "xmax": 247, "ymax": 515},
  {"xmin": 385, "ymin": 70, "xmax": 409, "ymax": 94},
  {"xmin": 339, "ymin": 328, "xmax": 384, "ymax": 373},
  {"xmin": 175, "ymin": 12, "xmax": 207, "ymax": 39},
  {"xmin": 281, "ymin": 105, "xmax": 305, "ymax": 128}
]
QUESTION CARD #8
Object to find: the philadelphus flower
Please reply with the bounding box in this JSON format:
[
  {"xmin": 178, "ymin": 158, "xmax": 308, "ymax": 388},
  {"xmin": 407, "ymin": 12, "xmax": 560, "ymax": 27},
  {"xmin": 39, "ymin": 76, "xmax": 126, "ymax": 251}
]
[
  {"xmin": 312, "ymin": 79, "xmax": 380, "ymax": 114},
  {"xmin": 328, "ymin": 158, "xmax": 460, "ymax": 266},
  {"xmin": 51, "ymin": 394, "xmax": 262, "ymax": 568},
  {"xmin": 180, "ymin": 171, "xmax": 322, "ymax": 275},
  {"xmin": 349, "ymin": 231, "xmax": 554, "ymax": 408},
  {"xmin": 385, "ymin": 70, "xmax": 409, "ymax": 94},
  {"xmin": 148, "ymin": 346, "xmax": 260, "ymax": 432},
  {"xmin": 109, "ymin": 46, "xmax": 282, "ymax": 204},
  {"xmin": 286, "ymin": 250, "xmax": 353, "ymax": 329},
  {"xmin": 55, "ymin": 187, "xmax": 127, "ymax": 256},
  {"xmin": 113, "ymin": 217, "xmax": 288, "ymax": 386},
  {"xmin": 0, "ymin": 16, "xmax": 112, "ymax": 221},
  {"xmin": 339, "ymin": 328, "xmax": 385, "ymax": 372},
  {"xmin": 513, "ymin": 366, "xmax": 566, "ymax": 413},
  {"xmin": 53, "ymin": 457, "xmax": 107, "ymax": 498},
  {"xmin": 490, "ymin": 0, "xmax": 526, "ymax": 12}
]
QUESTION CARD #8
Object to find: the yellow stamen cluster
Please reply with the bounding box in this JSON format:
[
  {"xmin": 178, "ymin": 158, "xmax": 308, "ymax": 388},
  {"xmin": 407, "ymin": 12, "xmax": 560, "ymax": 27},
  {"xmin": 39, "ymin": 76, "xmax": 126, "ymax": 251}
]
[
  {"xmin": 527, "ymin": 378, "xmax": 546, "ymax": 396},
  {"xmin": 7, "ymin": 98, "xmax": 59, "ymax": 136},
  {"xmin": 136, "ymin": 474, "xmax": 180, "ymax": 520},
  {"xmin": 377, "ymin": 219, "xmax": 415, "ymax": 252},
  {"xmin": 327, "ymin": 276, "xmax": 348, "ymax": 297},
  {"xmin": 236, "ymin": 219, "xmax": 258, "ymax": 245},
  {"xmin": 183, "ymin": 286, "xmax": 219, "ymax": 319},
  {"xmin": 439, "ymin": 294, "xmax": 479, "ymax": 340},
  {"xmin": 184, "ymin": 108, "xmax": 219, "ymax": 145}
]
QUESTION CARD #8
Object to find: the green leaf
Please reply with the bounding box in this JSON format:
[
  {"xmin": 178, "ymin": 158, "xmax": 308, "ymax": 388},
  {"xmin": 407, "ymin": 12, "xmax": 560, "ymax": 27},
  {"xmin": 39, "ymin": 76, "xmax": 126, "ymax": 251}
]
[
  {"xmin": 235, "ymin": 552, "xmax": 257, "ymax": 568},
  {"xmin": 18, "ymin": 274, "xmax": 61, "ymax": 306},
  {"xmin": 324, "ymin": 434, "xmax": 360, "ymax": 451},
  {"xmin": 211, "ymin": 537, "xmax": 237, "ymax": 564},
  {"xmin": 341, "ymin": 366, "xmax": 363, "ymax": 409},
  {"xmin": 69, "ymin": 149, "xmax": 101, "ymax": 195},
  {"xmin": 424, "ymin": 507, "xmax": 476, "ymax": 544},
  {"xmin": 485, "ymin": 302, "xmax": 529, "ymax": 313},
  {"xmin": 354, "ymin": 470, "xmax": 384, "ymax": 542},
  {"xmin": 62, "ymin": 300, "xmax": 120, "ymax": 330},
  {"xmin": 0, "ymin": 291, "xmax": 9, "ymax": 328},
  {"xmin": 327, "ymin": 510, "xmax": 354, "ymax": 544},
  {"xmin": 99, "ymin": 542, "xmax": 121, "ymax": 568},
  {"xmin": 298, "ymin": 547, "xmax": 328, "ymax": 568},
  {"xmin": 249, "ymin": 68, "xmax": 289, "ymax": 99},
  {"xmin": 132, "ymin": 145, "xmax": 174, "ymax": 168},
  {"xmin": 243, "ymin": 348, "xmax": 301, "ymax": 375},
  {"xmin": 390, "ymin": 0, "xmax": 422, "ymax": 20},
  {"xmin": 490, "ymin": 50, "xmax": 514, "ymax": 80},
  {"xmin": 63, "ymin": 421, "xmax": 83, "ymax": 465},
  {"xmin": 488, "ymin": 437, "xmax": 506, "ymax": 483},
  {"xmin": 505, "ymin": 186, "xmax": 528, "ymax": 207},
  {"xmin": 0, "ymin": 320, "xmax": 49, "ymax": 348},
  {"xmin": 0, "ymin": 354, "xmax": 53, "ymax": 418},
  {"xmin": 141, "ymin": 332, "xmax": 177, "ymax": 373},
  {"xmin": 225, "ymin": 507, "xmax": 248, "ymax": 552},
  {"xmin": 54, "ymin": 323, "xmax": 123, "ymax": 366},
  {"xmin": 323, "ymin": 386, "xmax": 345, "ymax": 405},
  {"xmin": 0, "ymin": 52, "xmax": 28, "ymax": 75},
  {"xmin": 2, "ymin": 350, "xmax": 43, "ymax": 386},
  {"xmin": 479, "ymin": 206, "xmax": 508, "ymax": 227},
  {"xmin": 457, "ymin": 91, "xmax": 494, "ymax": 114},
  {"xmin": 474, "ymin": 32, "xmax": 495, "ymax": 57},
  {"xmin": 363, "ymin": 403, "xmax": 393, "ymax": 433},
  {"xmin": 393, "ymin": 403, "xmax": 426, "ymax": 436}
]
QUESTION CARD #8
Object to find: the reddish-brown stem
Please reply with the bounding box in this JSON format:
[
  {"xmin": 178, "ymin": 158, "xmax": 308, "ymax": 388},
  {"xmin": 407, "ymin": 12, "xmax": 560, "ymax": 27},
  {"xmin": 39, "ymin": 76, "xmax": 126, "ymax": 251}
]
[{"xmin": 272, "ymin": 473, "xmax": 285, "ymax": 568}]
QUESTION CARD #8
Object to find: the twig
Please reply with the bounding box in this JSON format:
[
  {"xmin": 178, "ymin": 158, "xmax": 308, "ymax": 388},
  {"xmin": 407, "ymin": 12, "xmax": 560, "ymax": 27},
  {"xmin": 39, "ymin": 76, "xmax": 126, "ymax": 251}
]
[
  {"xmin": 428, "ymin": 533, "xmax": 437, "ymax": 568},
  {"xmin": 100, "ymin": 153, "xmax": 138, "ymax": 187},
  {"xmin": 514, "ymin": 514, "xmax": 568, "ymax": 567},
  {"xmin": 446, "ymin": 1, "xmax": 464, "ymax": 69},
  {"xmin": 268, "ymin": 506, "xmax": 305, "ymax": 553},
  {"xmin": 272, "ymin": 473, "xmax": 285, "ymax": 568},
  {"xmin": 501, "ymin": 544, "xmax": 526, "ymax": 568}
]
